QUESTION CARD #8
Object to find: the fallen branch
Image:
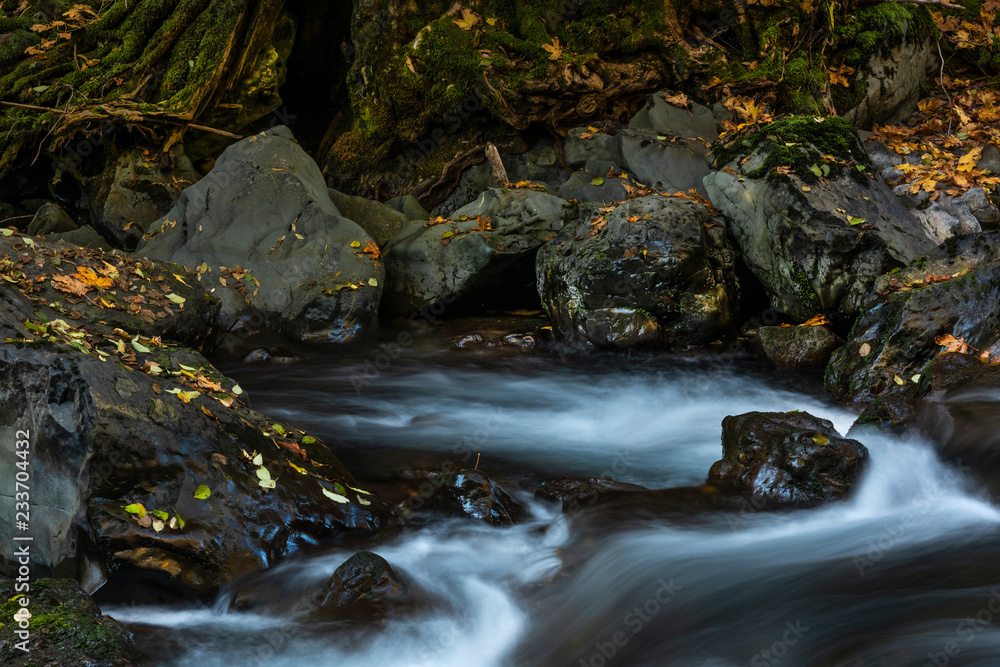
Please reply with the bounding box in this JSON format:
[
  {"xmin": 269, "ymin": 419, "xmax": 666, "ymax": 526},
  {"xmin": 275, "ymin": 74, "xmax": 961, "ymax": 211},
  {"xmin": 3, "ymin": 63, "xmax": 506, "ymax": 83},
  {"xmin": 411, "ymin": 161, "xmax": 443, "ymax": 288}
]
[{"xmin": 0, "ymin": 101, "xmax": 67, "ymax": 114}]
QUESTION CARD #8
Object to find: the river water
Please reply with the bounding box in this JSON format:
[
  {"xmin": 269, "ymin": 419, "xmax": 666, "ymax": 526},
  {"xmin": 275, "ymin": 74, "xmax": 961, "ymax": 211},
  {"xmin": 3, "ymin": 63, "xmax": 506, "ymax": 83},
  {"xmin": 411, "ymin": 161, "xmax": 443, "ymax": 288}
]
[{"xmin": 105, "ymin": 328, "xmax": 1000, "ymax": 667}]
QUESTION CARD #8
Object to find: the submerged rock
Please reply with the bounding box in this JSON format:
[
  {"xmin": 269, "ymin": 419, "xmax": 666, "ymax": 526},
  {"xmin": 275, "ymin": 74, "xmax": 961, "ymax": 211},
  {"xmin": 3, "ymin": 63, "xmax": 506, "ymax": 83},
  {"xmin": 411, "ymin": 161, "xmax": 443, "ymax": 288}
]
[
  {"xmin": 537, "ymin": 195, "xmax": 738, "ymax": 348},
  {"xmin": 707, "ymin": 412, "xmax": 869, "ymax": 508},
  {"xmin": 140, "ymin": 126, "xmax": 382, "ymax": 343},
  {"xmin": 826, "ymin": 232, "xmax": 1000, "ymax": 405},
  {"xmin": 0, "ymin": 577, "xmax": 142, "ymax": 666},
  {"xmin": 397, "ymin": 466, "xmax": 526, "ymax": 525},
  {"xmin": 704, "ymin": 116, "xmax": 933, "ymax": 322},
  {"xmin": 536, "ymin": 477, "xmax": 648, "ymax": 512}
]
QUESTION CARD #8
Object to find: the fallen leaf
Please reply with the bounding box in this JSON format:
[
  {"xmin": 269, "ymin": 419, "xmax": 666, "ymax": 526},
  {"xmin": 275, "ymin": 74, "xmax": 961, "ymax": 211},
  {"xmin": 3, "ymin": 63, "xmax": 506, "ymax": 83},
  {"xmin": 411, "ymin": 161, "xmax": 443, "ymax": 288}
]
[
  {"xmin": 542, "ymin": 36, "xmax": 562, "ymax": 61},
  {"xmin": 123, "ymin": 503, "xmax": 146, "ymax": 519},
  {"xmin": 194, "ymin": 484, "xmax": 211, "ymax": 499},
  {"xmin": 322, "ymin": 487, "xmax": 350, "ymax": 503},
  {"xmin": 453, "ymin": 7, "xmax": 480, "ymax": 30}
]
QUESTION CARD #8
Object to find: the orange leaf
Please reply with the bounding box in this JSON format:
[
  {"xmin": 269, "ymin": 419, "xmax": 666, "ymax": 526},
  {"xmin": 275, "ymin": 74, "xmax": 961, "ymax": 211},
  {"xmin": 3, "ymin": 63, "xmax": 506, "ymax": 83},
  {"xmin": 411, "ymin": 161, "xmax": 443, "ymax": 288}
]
[{"xmin": 935, "ymin": 333, "xmax": 969, "ymax": 355}]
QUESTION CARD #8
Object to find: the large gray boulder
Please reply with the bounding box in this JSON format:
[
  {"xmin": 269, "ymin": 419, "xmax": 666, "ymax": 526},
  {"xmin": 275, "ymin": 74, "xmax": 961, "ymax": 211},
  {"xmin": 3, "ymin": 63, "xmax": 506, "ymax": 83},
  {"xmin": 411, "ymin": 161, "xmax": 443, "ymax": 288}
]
[
  {"xmin": 704, "ymin": 116, "xmax": 934, "ymax": 321},
  {"xmin": 537, "ymin": 195, "xmax": 738, "ymax": 348},
  {"xmin": 140, "ymin": 126, "xmax": 381, "ymax": 343},
  {"xmin": 383, "ymin": 188, "xmax": 571, "ymax": 315},
  {"xmin": 826, "ymin": 232, "xmax": 1000, "ymax": 405}
]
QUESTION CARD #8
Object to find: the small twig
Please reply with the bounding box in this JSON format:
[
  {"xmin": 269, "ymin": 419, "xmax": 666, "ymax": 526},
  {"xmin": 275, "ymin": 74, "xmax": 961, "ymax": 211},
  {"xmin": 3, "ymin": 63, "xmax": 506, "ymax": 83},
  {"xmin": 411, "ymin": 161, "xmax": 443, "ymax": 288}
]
[
  {"xmin": 0, "ymin": 215, "xmax": 34, "ymax": 225},
  {"xmin": 0, "ymin": 101, "xmax": 67, "ymax": 114},
  {"xmin": 474, "ymin": 452, "xmax": 480, "ymax": 471},
  {"xmin": 936, "ymin": 31, "xmax": 954, "ymax": 135}
]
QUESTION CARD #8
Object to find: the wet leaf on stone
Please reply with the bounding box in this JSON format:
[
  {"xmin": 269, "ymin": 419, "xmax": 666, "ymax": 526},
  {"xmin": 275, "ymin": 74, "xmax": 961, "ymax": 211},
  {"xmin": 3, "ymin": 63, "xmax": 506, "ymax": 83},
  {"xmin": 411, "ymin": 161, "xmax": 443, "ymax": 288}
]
[
  {"xmin": 322, "ymin": 487, "xmax": 349, "ymax": 503},
  {"xmin": 194, "ymin": 484, "xmax": 211, "ymax": 500},
  {"xmin": 165, "ymin": 293, "xmax": 186, "ymax": 304},
  {"xmin": 812, "ymin": 433, "xmax": 828, "ymax": 445},
  {"xmin": 252, "ymin": 453, "xmax": 263, "ymax": 466},
  {"xmin": 131, "ymin": 337, "xmax": 150, "ymax": 353},
  {"xmin": 151, "ymin": 509, "xmax": 169, "ymax": 521},
  {"xmin": 123, "ymin": 503, "xmax": 146, "ymax": 519},
  {"xmin": 590, "ymin": 176, "xmax": 605, "ymax": 186}
]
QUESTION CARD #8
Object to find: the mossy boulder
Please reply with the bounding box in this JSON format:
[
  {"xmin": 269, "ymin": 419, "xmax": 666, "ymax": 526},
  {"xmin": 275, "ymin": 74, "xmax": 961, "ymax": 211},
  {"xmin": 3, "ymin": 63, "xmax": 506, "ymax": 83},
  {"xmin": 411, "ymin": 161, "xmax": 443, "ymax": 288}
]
[
  {"xmin": 707, "ymin": 411, "xmax": 869, "ymax": 508},
  {"xmin": 537, "ymin": 194, "xmax": 738, "ymax": 349},
  {"xmin": 826, "ymin": 232, "xmax": 1000, "ymax": 406},
  {"xmin": 756, "ymin": 324, "xmax": 843, "ymax": 371},
  {"xmin": 0, "ymin": 578, "xmax": 142, "ymax": 666},
  {"xmin": 704, "ymin": 116, "xmax": 933, "ymax": 322}
]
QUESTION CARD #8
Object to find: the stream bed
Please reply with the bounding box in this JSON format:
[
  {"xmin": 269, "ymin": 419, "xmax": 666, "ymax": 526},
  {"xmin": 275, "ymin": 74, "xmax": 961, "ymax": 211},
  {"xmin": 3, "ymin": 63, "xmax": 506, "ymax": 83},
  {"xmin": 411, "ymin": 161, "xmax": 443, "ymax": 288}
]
[{"xmin": 103, "ymin": 329, "xmax": 1000, "ymax": 667}]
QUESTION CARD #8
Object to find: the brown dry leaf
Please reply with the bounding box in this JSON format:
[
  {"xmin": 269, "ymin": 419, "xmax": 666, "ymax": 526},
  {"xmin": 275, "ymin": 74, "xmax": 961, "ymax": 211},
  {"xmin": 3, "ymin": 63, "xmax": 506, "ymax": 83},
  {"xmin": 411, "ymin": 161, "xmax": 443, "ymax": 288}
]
[
  {"xmin": 828, "ymin": 66, "xmax": 855, "ymax": 87},
  {"xmin": 661, "ymin": 92, "xmax": 689, "ymax": 108},
  {"xmin": 935, "ymin": 333, "xmax": 970, "ymax": 355},
  {"xmin": 801, "ymin": 315, "xmax": 831, "ymax": 327},
  {"xmin": 51, "ymin": 274, "xmax": 90, "ymax": 296},
  {"xmin": 542, "ymin": 37, "xmax": 562, "ymax": 61}
]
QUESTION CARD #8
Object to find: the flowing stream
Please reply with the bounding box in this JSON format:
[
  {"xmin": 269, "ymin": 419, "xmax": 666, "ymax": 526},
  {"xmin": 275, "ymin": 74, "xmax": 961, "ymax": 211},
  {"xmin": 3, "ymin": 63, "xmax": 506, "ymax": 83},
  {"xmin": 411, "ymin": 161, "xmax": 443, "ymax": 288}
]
[{"xmin": 104, "ymin": 333, "xmax": 1000, "ymax": 667}]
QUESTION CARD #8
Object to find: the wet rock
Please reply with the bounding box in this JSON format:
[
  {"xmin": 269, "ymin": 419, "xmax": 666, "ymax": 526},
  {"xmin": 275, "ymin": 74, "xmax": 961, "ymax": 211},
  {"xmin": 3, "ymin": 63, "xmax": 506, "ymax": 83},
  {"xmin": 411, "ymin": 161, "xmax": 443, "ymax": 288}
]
[
  {"xmin": 27, "ymin": 202, "xmax": 76, "ymax": 236},
  {"xmin": 328, "ymin": 187, "xmax": 410, "ymax": 248},
  {"xmin": 707, "ymin": 412, "xmax": 870, "ymax": 508},
  {"xmin": 538, "ymin": 195, "xmax": 738, "ymax": 348},
  {"xmin": 826, "ymin": 232, "xmax": 1000, "ymax": 405},
  {"xmin": 242, "ymin": 346, "xmax": 300, "ymax": 364},
  {"xmin": 0, "ymin": 578, "xmax": 142, "ymax": 666},
  {"xmin": 140, "ymin": 126, "xmax": 381, "ymax": 343},
  {"xmin": 756, "ymin": 325, "xmax": 843, "ymax": 370},
  {"xmin": 0, "ymin": 234, "xmax": 218, "ymax": 349},
  {"xmin": 849, "ymin": 354, "xmax": 1000, "ymax": 494},
  {"xmin": 628, "ymin": 92, "xmax": 719, "ymax": 141},
  {"xmin": 312, "ymin": 551, "xmax": 413, "ymax": 619},
  {"xmin": 397, "ymin": 466, "xmax": 526, "ymax": 525},
  {"xmin": 383, "ymin": 188, "xmax": 570, "ymax": 316},
  {"xmin": 89, "ymin": 145, "xmax": 201, "ymax": 249},
  {"xmin": 536, "ymin": 477, "xmax": 647, "ymax": 512},
  {"xmin": 704, "ymin": 116, "xmax": 933, "ymax": 321},
  {"xmin": 452, "ymin": 332, "xmax": 536, "ymax": 352},
  {"xmin": 0, "ymin": 333, "xmax": 393, "ymax": 596}
]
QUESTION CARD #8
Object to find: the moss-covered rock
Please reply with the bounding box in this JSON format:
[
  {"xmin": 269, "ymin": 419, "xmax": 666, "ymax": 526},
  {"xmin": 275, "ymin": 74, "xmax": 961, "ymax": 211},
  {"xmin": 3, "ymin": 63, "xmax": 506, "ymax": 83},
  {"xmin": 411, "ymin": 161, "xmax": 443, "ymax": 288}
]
[
  {"xmin": 0, "ymin": 577, "xmax": 142, "ymax": 666},
  {"xmin": 705, "ymin": 116, "xmax": 933, "ymax": 323},
  {"xmin": 826, "ymin": 232, "xmax": 1000, "ymax": 405}
]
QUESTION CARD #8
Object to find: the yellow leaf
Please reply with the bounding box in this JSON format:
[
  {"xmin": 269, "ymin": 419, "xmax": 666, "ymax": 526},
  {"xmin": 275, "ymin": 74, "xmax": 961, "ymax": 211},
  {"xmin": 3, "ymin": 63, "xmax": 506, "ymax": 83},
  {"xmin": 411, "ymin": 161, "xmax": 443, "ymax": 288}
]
[
  {"xmin": 453, "ymin": 7, "xmax": 480, "ymax": 30},
  {"xmin": 542, "ymin": 37, "xmax": 562, "ymax": 61},
  {"xmin": 958, "ymin": 146, "xmax": 983, "ymax": 172}
]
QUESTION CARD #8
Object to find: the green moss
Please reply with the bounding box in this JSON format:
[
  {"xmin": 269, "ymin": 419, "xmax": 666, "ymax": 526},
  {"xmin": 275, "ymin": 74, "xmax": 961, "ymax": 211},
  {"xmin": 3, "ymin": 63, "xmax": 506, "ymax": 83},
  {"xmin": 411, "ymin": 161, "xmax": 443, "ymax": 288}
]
[
  {"xmin": 713, "ymin": 115, "xmax": 869, "ymax": 184},
  {"xmin": 793, "ymin": 271, "xmax": 822, "ymax": 313}
]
